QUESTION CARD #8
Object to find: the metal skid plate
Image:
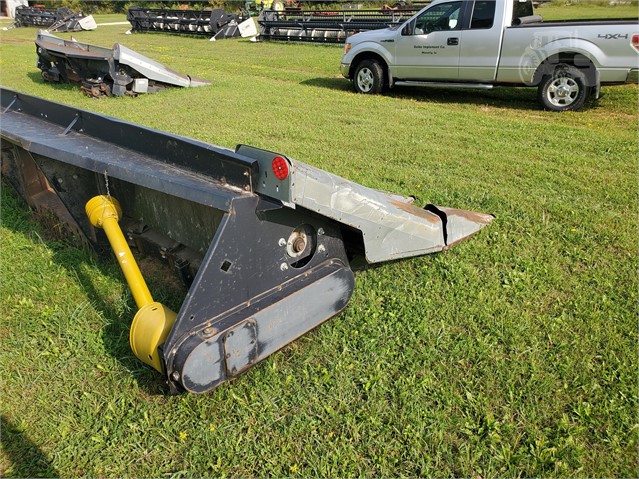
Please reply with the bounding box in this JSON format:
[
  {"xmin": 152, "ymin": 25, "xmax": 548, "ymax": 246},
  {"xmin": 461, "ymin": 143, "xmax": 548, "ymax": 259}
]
[{"xmin": 163, "ymin": 194, "xmax": 355, "ymax": 393}]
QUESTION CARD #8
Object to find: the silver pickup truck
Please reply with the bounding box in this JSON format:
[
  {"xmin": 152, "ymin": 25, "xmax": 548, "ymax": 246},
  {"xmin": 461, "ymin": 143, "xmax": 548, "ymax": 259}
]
[{"xmin": 340, "ymin": 0, "xmax": 638, "ymax": 111}]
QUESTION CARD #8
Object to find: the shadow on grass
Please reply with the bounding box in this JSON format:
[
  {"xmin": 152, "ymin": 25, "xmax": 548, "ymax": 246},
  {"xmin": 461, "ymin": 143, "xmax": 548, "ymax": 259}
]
[
  {"xmin": 301, "ymin": 77, "xmax": 544, "ymax": 111},
  {"xmin": 25, "ymin": 71, "xmax": 78, "ymax": 92},
  {"xmin": 0, "ymin": 415, "xmax": 59, "ymax": 478},
  {"xmin": 1, "ymin": 181, "xmax": 173, "ymax": 396},
  {"xmin": 67, "ymin": 253, "xmax": 179, "ymax": 397},
  {"xmin": 300, "ymin": 77, "xmax": 353, "ymax": 92}
]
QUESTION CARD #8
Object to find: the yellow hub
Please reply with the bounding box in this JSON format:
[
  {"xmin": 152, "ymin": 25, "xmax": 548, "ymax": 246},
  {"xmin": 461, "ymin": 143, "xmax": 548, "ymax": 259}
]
[
  {"xmin": 85, "ymin": 195, "xmax": 176, "ymax": 372},
  {"xmin": 85, "ymin": 194, "xmax": 122, "ymax": 227},
  {"xmin": 130, "ymin": 302, "xmax": 177, "ymax": 372}
]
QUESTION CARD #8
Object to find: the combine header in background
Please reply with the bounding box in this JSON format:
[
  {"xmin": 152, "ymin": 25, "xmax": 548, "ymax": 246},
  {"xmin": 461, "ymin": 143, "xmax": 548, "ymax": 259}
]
[
  {"xmin": 1, "ymin": 88, "xmax": 492, "ymax": 394},
  {"xmin": 257, "ymin": 5, "xmax": 420, "ymax": 43},
  {"xmin": 35, "ymin": 32, "xmax": 210, "ymax": 97},
  {"xmin": 127, "ymin": 7, "xmax": 256, "ymax": 40},
  {"xmin": 3, "ymin": 5, "xmax": 96, "ymax": 32}
]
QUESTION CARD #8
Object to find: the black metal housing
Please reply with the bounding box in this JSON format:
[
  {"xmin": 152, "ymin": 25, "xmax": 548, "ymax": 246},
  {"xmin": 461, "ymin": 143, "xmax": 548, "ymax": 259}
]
[{"xmin": 1, "ymin": 88, "xmax": 355, "ymax": 394}]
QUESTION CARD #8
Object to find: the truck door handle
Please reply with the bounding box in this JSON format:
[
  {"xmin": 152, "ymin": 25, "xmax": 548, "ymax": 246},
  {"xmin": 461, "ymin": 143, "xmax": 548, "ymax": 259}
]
[{"xmin": 447, "ymin": 37, "xmax": 459, "ymax": 46}]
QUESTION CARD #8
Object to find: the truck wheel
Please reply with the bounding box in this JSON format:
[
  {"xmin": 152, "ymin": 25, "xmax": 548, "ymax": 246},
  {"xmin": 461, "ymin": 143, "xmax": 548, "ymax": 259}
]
[
  {"xmin": 537, "ymin": 64, "xmax": 590, "ymax": 112},
  {"xmin": 353, "ymin": 59, "xmax": 384, "ymax": 94}
]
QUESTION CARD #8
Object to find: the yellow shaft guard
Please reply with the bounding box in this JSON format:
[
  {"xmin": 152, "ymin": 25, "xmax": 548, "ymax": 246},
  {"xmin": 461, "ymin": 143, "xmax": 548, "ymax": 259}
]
[
  {"xmin": 85, "ymin": 195, "xmax": 153, "ymax": 309},
  {"xmin": 85, "ymin": 195, "xmax": 176, "ymax": 372},
  {"xmin": 130, "ymin": 302, "xmax": 177, "ymax": 372}
]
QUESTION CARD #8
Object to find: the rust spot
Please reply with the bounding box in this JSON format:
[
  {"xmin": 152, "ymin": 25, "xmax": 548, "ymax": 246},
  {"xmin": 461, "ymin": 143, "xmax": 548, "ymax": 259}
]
[
  {"xmin": 390, "ymin": 199, "xmax": 441, "ymax": 224},
  {"xmin": 437, "ymin": 207, "xmax": 495, "ymax": 225},
  {"xmin": 4, "ymin": 146, "xmax": 90, "ymax": 246}
]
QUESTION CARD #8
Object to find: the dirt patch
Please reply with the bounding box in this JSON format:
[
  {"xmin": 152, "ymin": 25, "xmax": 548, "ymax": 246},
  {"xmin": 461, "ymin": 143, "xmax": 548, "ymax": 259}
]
[{"xmin": 0, "ymin": 36, "xmax": 33, "ymax": 45}]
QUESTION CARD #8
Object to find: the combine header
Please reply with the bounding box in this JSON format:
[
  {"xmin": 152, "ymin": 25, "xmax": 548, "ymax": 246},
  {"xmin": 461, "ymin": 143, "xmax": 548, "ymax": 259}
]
[
  {"xmin": 35, "ymin": 32, "xmax": 210, "ymax": 97},
  {"xmin": 257, "ymin": 6, "xmax": 420, "ymax": 43},
  {"xmin": 1, "ymin": 88, "xmax": 492, "ymax": 393},
  {"xmin": 4, "ymin": 5, "xmax": 96, "ymax": 32},
  {"xmin": 127, "ymin": 7, "xmax": 255, "ymax": 40}
]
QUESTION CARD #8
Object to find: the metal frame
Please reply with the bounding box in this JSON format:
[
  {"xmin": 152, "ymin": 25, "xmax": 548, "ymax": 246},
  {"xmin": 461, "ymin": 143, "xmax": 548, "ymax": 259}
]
[
  {"xmin": 1, "ymin": 88, "xmax": 492, "ymax": 393},
  {"xmin": 127, "ymin": 7, "xmax": 249, "ymax": 39}
]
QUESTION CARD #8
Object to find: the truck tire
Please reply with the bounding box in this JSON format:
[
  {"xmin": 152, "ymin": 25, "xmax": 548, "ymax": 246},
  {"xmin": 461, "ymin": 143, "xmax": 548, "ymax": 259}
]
[
  {"xmin": 353, "ymin": 59, "xmax": 384, "ymax": 94},
  {"xmin": 537, "ymin": 64, "xmax": 590, "ymax": 112}
]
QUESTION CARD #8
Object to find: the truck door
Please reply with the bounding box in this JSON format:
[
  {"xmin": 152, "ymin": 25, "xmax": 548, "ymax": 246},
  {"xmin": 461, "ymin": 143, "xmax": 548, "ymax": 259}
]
[
  {"xmin": 458, "ymin": 1, "xmax": 504, "ymax": 81},
  {"xmin": 394, "ymin": 1, "xmax": 463, "ymax": 81}
]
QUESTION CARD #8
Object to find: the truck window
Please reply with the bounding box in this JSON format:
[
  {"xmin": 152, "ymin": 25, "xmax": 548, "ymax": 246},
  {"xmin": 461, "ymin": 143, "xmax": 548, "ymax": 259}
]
[
  {"xmin": 512, "ymin": 0, "xmax": 534, "ymax": 22},
  {"xmin": 414, "ymin": 1, "xmax": 462, "ymax": 35},
  {"xmin": 470, "ymin": 1, "xmax": 495, "ymax": 29}
]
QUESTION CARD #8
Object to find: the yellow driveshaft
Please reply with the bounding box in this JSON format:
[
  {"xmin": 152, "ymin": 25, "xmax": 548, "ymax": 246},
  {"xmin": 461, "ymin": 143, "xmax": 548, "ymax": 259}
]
[{"xmin": 86, "ymin": 195, "xmax": 176, "ymax": 372}]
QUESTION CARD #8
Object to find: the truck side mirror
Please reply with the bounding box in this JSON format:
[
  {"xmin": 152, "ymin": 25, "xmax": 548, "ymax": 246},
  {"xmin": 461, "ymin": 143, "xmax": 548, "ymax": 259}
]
[{"xmin": 401, "ymin": 19, "xmax": 415, "ymax": 36}]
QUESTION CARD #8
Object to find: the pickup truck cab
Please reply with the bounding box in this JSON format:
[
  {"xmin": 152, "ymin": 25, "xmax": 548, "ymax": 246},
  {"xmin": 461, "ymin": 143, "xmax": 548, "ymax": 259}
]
[{"xmin": 340, "ymin": 0, "xmax": 639, "ymax": 111}]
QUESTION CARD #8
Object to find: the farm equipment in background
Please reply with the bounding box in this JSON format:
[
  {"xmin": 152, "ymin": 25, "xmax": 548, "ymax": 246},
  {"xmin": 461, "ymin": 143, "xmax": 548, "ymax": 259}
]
[
  {"xmin": 0, "ymin": 88, "xmax": 492, "ymax": 394},
  {"xmin": 124, "ymin": 1, "xmax": 426, "ymax": 43},
  {"xmin": 257, "ymin": 5, "xmax": 421, "ymax": 43},
  {"xmin": 249, "ymin": 0, "xmax": 302, "ymax": 13},
  {"xmin": 127, "ymin": 6, "xmax": 254, "ymax": 40},
  {"xmin": 35, "ymin": 31, "xmax": 210, "ymax": 97},
  {"xmin": 3, "ymin": 5, "xmax": 96, "ymax": 32}
]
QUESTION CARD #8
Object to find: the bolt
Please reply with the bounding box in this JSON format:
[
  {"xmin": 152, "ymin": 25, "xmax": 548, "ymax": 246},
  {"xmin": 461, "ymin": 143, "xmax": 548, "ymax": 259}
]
[
  {"xmin": 278, "ymin": 238, "xmax": 286, "ymax": 247},
  {"xmin": 171, "ymin": 371, "xmax": 180, "ymax": 381},
  {"xmin": 292, "ymin": 236, "xmax": 306, "ymax": 253},
  {"xmin": 280, "ymin": 263, "xmax": 289, "ymax": 271},
  {"xmin": 318, "ymin": 228, "xmax": 325, "ymax": 235},
  {"xmin": 318, "ymin": 245, "xmax": 326, "ymax": 254},
  {"xmin": 202, "ymin": 327, "xmax": 215, "ymax": 337}
]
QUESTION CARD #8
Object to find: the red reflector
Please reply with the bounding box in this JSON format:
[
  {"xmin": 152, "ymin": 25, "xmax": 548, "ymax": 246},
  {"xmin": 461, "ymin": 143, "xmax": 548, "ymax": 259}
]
[
  {"xmin": 633, "ymin": 34, "xmax": 639, "ymax": 48},
  {"xmin": 272, "ymin": 156, "xmax": 289, "ymax": 180}
]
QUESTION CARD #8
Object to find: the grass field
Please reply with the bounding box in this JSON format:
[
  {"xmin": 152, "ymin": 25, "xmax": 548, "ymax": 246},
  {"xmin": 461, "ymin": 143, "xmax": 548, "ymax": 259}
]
[{"xmin": 1, "ymin": 5, "xmax": 638, "ymax": 478}]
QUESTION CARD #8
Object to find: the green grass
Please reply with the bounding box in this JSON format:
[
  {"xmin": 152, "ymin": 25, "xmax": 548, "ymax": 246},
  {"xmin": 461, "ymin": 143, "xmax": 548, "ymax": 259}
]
[
  {"xmin": 538, "ymin": 3, "xmax": 638, "ymax": 19},
  {"xmin": 1, "ymin": 7, "xmax": 638, "ymax": 478}
]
